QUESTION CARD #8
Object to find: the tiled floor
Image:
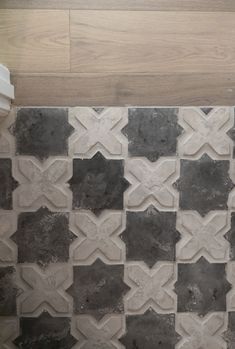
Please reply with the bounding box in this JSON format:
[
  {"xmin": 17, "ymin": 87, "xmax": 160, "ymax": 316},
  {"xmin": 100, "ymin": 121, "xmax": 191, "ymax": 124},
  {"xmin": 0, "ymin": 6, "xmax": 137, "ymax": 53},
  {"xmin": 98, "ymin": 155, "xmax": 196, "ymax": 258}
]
[{"xmin": 1, "ymin": 107, "xmax": 235, "ymax": 348}]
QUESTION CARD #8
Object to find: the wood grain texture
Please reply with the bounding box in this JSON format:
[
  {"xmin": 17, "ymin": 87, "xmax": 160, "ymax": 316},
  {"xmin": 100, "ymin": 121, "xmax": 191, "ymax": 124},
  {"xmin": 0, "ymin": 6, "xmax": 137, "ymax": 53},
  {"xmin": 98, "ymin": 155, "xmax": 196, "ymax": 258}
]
[
  {"xmin": 2, "ymin": 7, "xmax": 235, "ymax": 105},
  {"xmin": 0, "ymin": 10, "xmax": 70, "ymax": 73},
  {"xmin": 12, "ymin": 73, "xmax": 235, "ymax": 106},
  {"xmin": 1, "ymin": 0, "xmax": 235, "ymax": 11},
  {"xmin": 70, "ymin": 11, "xmax": 235, "ymax": 74}
]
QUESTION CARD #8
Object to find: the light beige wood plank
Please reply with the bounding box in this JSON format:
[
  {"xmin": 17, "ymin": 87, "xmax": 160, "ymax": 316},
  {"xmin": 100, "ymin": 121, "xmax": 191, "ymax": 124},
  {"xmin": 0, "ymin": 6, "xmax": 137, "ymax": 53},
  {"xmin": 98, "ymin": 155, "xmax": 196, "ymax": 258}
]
[
  {"xmin": 1, "ymin": 0, "xmax": 235, "ymax": 11},
  {"xmin": 0, "ymin": 9, "xmax": 70, "ymax": 73},
  {"xmin": 70, "ymin": 11, "xmax": 235, "ymax": 74},
  {"xmin": 12, "ymin": 73, "xmax": 235, "ymax": 106}
]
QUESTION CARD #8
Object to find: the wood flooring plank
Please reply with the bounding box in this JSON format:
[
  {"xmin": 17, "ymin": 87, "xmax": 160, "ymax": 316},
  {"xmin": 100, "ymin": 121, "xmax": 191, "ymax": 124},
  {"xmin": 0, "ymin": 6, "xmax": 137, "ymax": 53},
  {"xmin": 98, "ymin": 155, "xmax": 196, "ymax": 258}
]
[
  {"xmin": 0, "ymin": 9, "xmax": 70, "ymax": 73},
  {"xmin": 11, "ymin": 73, "xmax": 235, "ymax": 106},
  {"xmin": 1, "ymin": 0, "xmax": 235, "ymax": 11},
  {"xmin": 70, "ymin": 11, "xmax": 235, "ymax": 74}
]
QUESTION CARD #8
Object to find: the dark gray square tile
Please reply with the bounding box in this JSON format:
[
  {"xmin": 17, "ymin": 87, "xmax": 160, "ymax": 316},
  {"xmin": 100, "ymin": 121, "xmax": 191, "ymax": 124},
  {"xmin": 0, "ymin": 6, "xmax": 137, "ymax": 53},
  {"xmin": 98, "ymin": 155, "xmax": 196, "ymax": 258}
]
[
  {"xmin": 11, "ymin": 207, "xmax": 76, "ymax": 267},
  {"xmin": 0, "ymin": 266, "xmax": 18, "ymax": 315},
  {"xmin": 11, "ymin": 108, "xmax": 74, "ymax": 160},
  {"xmin": 175, "ymin": 257, "xmax": 231, "ymax": 315},
  {"xmin": 14, "ymin": 312, "xmax": 76, "ymax": 349},
  {"xmin": 121, "ymin": 206, "xmax": 180, "ymax": 267},
  {"xmin": 120, "ymin": 309, "xmax": 181, "ymax": 349},
  {"xmin": 175, "ymin": 154, "xmax": 234, "ymax": 215},
  {"xmin": 67, "ymin": 259, "xmax": 130, "ymax": 319},
  {"xmin": 123, "ymin": 108, "xmax": 182, "ymax": 161},
  {"xmin": 69, "ymin": 152, "xmax": 129, "ymax": 214},
  {"xmin": 0, "ymin": 158, "xmax": 18, "ymax": 210}
]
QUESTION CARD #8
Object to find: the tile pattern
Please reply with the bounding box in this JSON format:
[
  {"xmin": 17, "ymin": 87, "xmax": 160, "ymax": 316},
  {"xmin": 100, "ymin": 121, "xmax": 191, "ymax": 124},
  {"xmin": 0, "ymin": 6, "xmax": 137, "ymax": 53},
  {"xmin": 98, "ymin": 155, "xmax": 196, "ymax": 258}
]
[
  {"xmin": 12, "ymin": 208, "xmax": 76, "ymax": 267},
  {"xmin": 1, "ymin": 107, "xmax": 235, "ymax": 348},
  {"xmin": 69, "ymin": 152, "xmax": 129, "ymax": 214}
]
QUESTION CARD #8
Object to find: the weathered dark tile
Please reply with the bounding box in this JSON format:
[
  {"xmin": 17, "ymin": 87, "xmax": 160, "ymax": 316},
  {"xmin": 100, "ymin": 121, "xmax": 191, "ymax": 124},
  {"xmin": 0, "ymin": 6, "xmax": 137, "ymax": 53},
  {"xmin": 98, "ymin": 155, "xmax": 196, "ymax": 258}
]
[
  {"xmin": 11, "ymin": 207, "xmax": 76, "ymax": 267},
  {"xmin": 93, "ymin": 107, "xmax": 105, "ymax": 114},
  {"xmin": 175, "ymin": 257, "xmax": 231, "ymax": 315},
  {"xmin": 122, "ymin": 108, "xmax": 182, "ymax": 161},
  {"xmin": 121, "ymin": 206, "xmax": 180, "ymax": 267},
  {"xmin": 175, "ymin": 154, "xmax": 234, "ymax": 215},
  {"xmin": 225, "ymin": 213, "xmax": 235, "ymax": 260},
  {"xmin": 0, "ymin": 266, "xmax": 18, "ymax": 315},
  {"xmin": 223, "ymin": 312, "xmax": 235, "ymax": 349},
  {"xmin": 201, "ymin": 107, "xmax": 213, "ymax": 115},
  {"xmin": 11, "ymin": 108, "xmax": 74, "ymax": 160},
  {"xmin": 119, "ymin": 309, "xmax": 181, "ymax": 349},
  {"xmin": 67, "ymin": 259, "xmax": 130, "ymax": 319},
  {"xmin": 69, "ymin": 152, "xmax": 129, "ymax": 213},
  {"xmin": 14, "ymin": 312, "xmax": 76, "ymax": 349},
  {"xmin": 0, "ymin": 158, "xmax": 18, "ymax": 210}
]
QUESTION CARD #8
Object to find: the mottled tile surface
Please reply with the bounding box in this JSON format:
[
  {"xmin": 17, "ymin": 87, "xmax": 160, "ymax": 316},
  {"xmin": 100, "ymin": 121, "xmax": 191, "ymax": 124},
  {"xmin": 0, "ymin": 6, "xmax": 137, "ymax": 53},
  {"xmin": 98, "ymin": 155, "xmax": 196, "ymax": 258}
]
[
  {"xmin": 12, "ymin": 108, "xmax": 73, "ymax": 160},
  {"xmin": 67, "ymin": 259, "xmax": 129, "ymax": 319},
  {"xmin": 11, "ymin": 207, "xmax": 76, "ymax": 267},
  {"xmin": 122, "ymin": 207, "xmax": 180, "ymax": 267},
  {"xmin": 69, "ymin": 152, "xmax": 129, "ymax": 213},
  {"xmin": 120, "ymin": 310, "xmax": 181, "ymax": 349},
  {"xmin": 0, "ymin": 159, "xmax": 18, "ymax": 209},
  {"xmin": 14, "ymin": 312, "xmax": 76, "ymax": 349},
  {"xmin": 123, "ymin": 108, "xmax": 182, "ymax": 161},
  {"xmin": 1, "ymin": 106, "xmax": 235, "ymax": 348},
  {"xmin": 0, "ymin": 267, "xmax": 18, "ymax": 315},
  {"xmin": 175, "ymin": 257, "xmax": 231, "ymax": 315},
  {"xmin": 175, "ymin": 154, "xmax": 234, "ymax": 215}
]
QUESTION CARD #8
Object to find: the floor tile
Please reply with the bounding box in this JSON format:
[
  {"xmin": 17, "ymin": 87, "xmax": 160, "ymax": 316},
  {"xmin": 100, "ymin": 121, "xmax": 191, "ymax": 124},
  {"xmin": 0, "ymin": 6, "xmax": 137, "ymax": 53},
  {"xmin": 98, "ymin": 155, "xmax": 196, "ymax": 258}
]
[
  {"xmin": 0, "ymin": 211, "xmax": 17, "ymax": 263},
  {"xmin": 13, "ymin": 157, "xmax": 72, "ymax": 211},
  {"xmin": 14, "ymin": 312, "xmax": 76, "ymax": 349},
  {"xmin": 0, "ymin": 317, "xmax": 18, "ymax": 348},
  {"xmin": 223, "ymin": 312, "xmax": 235, "ymax": 349},
  {"xmin": 226, "ymin": 262, "xmax": 235, "ymax": 311},
  {"xmin": 227, "ymin": 109, "xmax": 235, "ymax": 158},
  {"xmin": 123, "ymin": 108, "xmax": 182, "ymax": 161},
  {"xmin": 67, "ymin": 259, "xmax": 129, "ymax": 319},
  {"xmin": 124, "ymin": 262, "xmax": 176, "ymax": 314},
  {"xmin": 178, "ymin": 107, "xmax": 233, "ymax": 158},
  {"xmin": 120, "ymin": 309, "xmax": 181, "ymax": 349},
  {"xmin": 0, "ymin": 158, "xmax": 18, "ymax": 210},
  {"xmin": 225, "ymin": 213, "xmax": 235, "ymax": 260},
  {"xmin": 69, "ymin": 152, "xmax": 129, "ymax": 213},
  {"xmin": 175, "ymin": 257, "xmax": 231, "ymax": 315},
  {"xmin": 122, "ymin": 206, "xmax": 180, "ymax": 267},
  {"xmin": 11, "ymin": 207, "xmax": 76, "ymax": 267},
  {"xmin": 177, "ymin": 211, "xmax": 230, "ymax": 262},
  {"xmin": 0, "ymin": 266, "xmax": 18, "ymax": 316},
  {"xmin": 69, "ymin": 107, "xmax": 128, "ymax": 158},
  {"xmin": 125, "ymin": 157, "xmax": 179, "ymax": 211},
  {"xmin": 1, "ymin": 106, "xmax": 235, "ymax": 347},
  {"xmin": 176, "ymin": 313, "xmax": 227, "ymax": 349},
  {"xmin": 12, "ymin": 108, "xmax": 74, "ymax": 160},
  {"xmin": 175, "ymin": 154, "xmax": 234, "ymax": 215},
  {"xmin": 75, "ymin": 315, "xmax": 124, "ymax": 348},
  {"xmin": 201, "ymin": 108, "xmax": 214, "ymax": 115},
  {"xmin": 17, "ymin": 264, "xmax": 72, "ymax": 316},
  {"xmin": 70, "ymin": 210, "xmax": 125, "ymax": 264}
]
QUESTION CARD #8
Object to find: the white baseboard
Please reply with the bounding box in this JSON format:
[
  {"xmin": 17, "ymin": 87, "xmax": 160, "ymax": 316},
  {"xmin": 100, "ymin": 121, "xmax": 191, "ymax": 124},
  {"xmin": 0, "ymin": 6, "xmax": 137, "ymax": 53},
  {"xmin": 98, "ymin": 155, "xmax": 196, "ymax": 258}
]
[{"xmin": 0, "ymin": 64, "xmax": 14, "ymax": 119}]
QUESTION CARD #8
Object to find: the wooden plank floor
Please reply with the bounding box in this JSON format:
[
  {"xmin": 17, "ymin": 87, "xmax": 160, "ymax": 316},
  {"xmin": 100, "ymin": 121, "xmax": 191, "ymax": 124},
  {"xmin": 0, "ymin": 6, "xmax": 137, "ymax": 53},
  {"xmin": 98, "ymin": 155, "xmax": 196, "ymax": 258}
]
[
  {"xmin": 0, "ymin": 10, "xmax": 70, "ymax": 72},
  {"xmin": 1, "ymin": 2, "xmax": 235, "ymax": 106},
  {"xmin": 2, "ymin": 0, "xmax": 235, "ymax": 11}
]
